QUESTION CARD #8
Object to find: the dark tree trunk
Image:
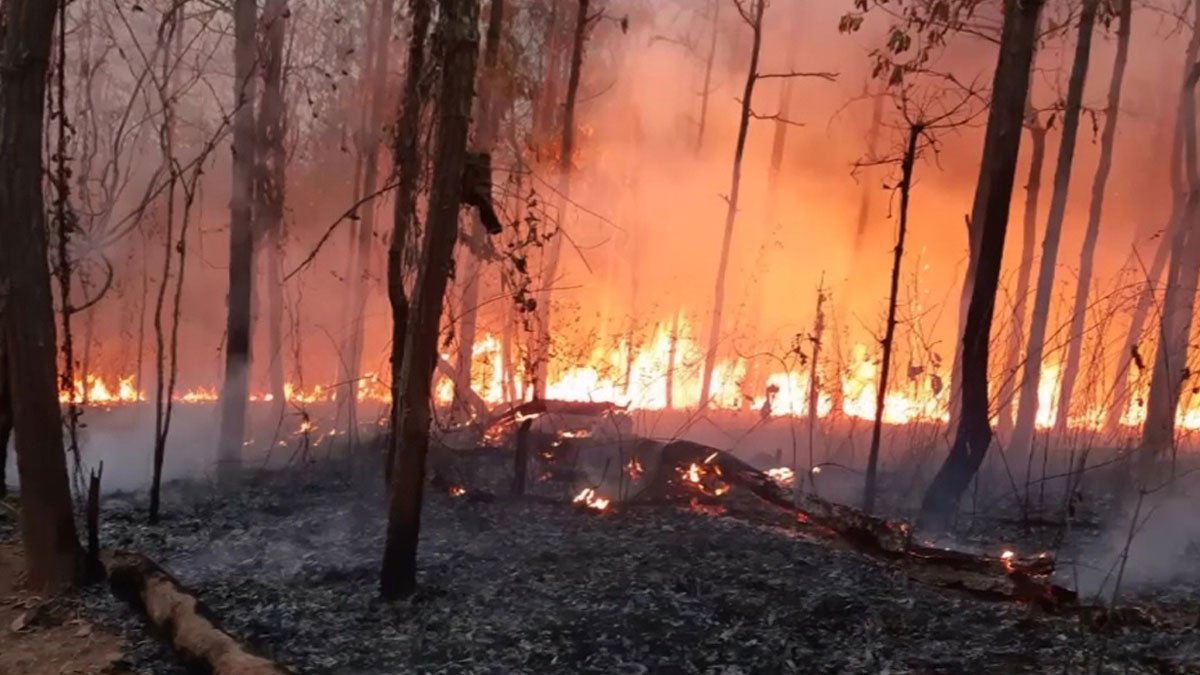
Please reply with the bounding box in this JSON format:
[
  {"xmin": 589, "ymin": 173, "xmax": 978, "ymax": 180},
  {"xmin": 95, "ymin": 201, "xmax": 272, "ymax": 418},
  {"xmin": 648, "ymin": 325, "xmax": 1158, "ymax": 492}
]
[
  {"xmin": 997, "ymin": 109, "xmax": 1046, "ymax": 438},
  {"xmin": 863, "ymin": 122, "xmax": 921, "ymax": 514},
  {"xmin": 217, "ymin": 0, "xmax": 260, "ymax": 478},
  {"xmin": 534, "ymin": 0, "xmax": 590, "ymax": 398},
  {"xmin": 452, "ymin": 0, "xmax": 505, "ymax": 421},
  {"xmin": 920, "ymin": 0, "xmax": 1044, "ymax": 524},
  {"xmin": 511, "ymin": 417, "xmax": 532, "ymax": 496},
  {"xmin": 0, "ymin": 0, "xmax": 82, "ymax": 592},
  {"xmin": 1056, "ymin": 0, "xmax": 1131, "ymax": 432},
  {"xmin": 385, "ymin": 0, "xmax": 432, "ymax": 483},
  {"xmin": 1010, "ymin": 0, "xmax": 1099, "ymax": 462},
  {"xmin": 700, "ymin": 0, "xmax": 765, "ymax": 409},
  {"xmin": 381, "ymin": 0, "xmax": 481, "ymax": 600}
]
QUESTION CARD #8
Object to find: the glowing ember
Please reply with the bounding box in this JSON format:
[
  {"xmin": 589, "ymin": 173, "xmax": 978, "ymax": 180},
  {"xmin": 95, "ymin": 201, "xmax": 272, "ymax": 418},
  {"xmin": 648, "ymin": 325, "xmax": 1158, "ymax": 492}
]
[
  {"xmin": 449, "ymin": 485, "xmax": 466, "ymax": 497},
  {"xmin": 625, "ymin": 457, "xmax": 644, "ymax": 479},
  {"xmin": 765, "ymin": 467, "xmax": 795, "ymax": 486},
  {"xmin": 572, "ymin": 488, "xmax": 610, "ymax": 511},
  {"xmin": 676, "ymin": 462, "xmax": 730, "ymax": 497},
  {"xmin": 1000, "ymin": 550, "xmax": 1015, "ymax": 572},
  {"xmin": 558, "ymin": 428, "xmax": 592, "ymax": 439}
]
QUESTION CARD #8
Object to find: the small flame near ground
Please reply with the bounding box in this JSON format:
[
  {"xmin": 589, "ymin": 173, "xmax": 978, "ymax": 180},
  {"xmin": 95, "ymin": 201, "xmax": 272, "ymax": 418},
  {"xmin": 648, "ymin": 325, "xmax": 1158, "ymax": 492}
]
[
  {"xmin": 573, "ymin": 488, "xmax": 610, "ymax": 511},
  {"xmin": 449, "ymin": 485, "xmax": 466, "ymax": 497}
]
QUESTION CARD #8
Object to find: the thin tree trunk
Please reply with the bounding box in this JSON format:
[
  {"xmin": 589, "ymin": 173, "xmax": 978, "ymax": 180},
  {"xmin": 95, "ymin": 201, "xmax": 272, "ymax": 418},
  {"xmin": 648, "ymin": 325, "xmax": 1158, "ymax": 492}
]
[
  {"xmin": 217, "ymin": 0, "xmax": 260, "ymax": 478},
  {"xmin": 1139, "ymin": 45, "xmax": 1200, "ymax": 483},
  {"xmin": 997, "ymin": 109, "xmax": 1046, "ymax": 438},
  {"xmin": 1107, "ymin": 15, "xmax": 1200, "ymax": 433},
  {"xmin": 666, "ymin": 310, "xmax": 680, "ymax": 408},
  {"xmin": 1056, "ymin": 0, "xmax": 1132, "ymax": 432},
  {"xmin": 920, "ymin": 0, "xmax": 1044, "ymax": 523},
  {"xmin": 695, "ymin": 0, "xmax": 719, "ymax": 154},
  {"xmin": 347, "ymin": 0, "xmax": 396, "ymax": 444},
  {"xmin": 1010, "ymin": 0, "xmax": 1099, "ymax": 464},
  {"xmin": 863, "ymin": 122, "xmax": 920, "ymax": 514},
  {"xmin": 534, "ymin": 0, "xmax": 590, "ymax": 398},
  {"xmin": 745, "ymin": 8, "xmax": 800, "ymax": 400},
  {"xmin": 452, "ymin": 0, "xmax": 505, "ymax": 421},
  {"xmin": 150, "ymin": 8, "xmax": 182, "ymax": 525},
  {"xmin": 257, "ymin": 0, "xmax": 289, "ymax": 428},
  {"xmin": 381, "ymin": 0, "xmax": 481, "ymax": 600},
  {"xmin": 0, "ymin": 0, "xmax": 82, "ymax": 592},
  {"xmin": 699, "ymin": 0, "xmax": 765, "ymax": 410},
  {"xmin": 385, "ymin": 0, "xmax": 432, "ymax": 483}
]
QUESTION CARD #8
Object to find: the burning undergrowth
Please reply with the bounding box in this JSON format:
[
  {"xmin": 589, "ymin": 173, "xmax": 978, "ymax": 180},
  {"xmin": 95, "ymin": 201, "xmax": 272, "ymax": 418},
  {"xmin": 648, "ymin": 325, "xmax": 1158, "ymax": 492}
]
[{"xmin": 57, "ymin": 459, "xmax": 1198, "ymax": 675}]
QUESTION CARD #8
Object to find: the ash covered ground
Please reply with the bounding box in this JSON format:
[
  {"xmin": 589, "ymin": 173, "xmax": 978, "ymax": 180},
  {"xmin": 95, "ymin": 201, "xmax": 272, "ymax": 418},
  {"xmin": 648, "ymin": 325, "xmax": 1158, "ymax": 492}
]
[{"xmin": 65, "ymin": 462, "xmax": 1200, "ymax": 675}]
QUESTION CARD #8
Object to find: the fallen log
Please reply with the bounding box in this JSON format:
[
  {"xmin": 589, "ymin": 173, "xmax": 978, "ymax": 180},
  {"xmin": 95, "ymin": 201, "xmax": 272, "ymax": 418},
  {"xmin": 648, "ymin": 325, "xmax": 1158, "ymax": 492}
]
[
  {"xmin": 643, "ymin": 440, "xmax": 1077, "ymax": 609},
  {"xmin": 485, "ymin": 399, "xmax": 627, "ymax": 432},
  {"xmin": 103, "ymin": 551, "xmax": 290, "ymax": 675}
]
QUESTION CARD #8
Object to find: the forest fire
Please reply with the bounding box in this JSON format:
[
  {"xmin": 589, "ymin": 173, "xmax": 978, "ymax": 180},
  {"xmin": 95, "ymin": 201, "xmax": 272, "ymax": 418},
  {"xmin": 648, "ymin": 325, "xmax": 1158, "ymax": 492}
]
[{"xmin": 56, "ymin": 323, "xmax": 1181, "ymax": 434}]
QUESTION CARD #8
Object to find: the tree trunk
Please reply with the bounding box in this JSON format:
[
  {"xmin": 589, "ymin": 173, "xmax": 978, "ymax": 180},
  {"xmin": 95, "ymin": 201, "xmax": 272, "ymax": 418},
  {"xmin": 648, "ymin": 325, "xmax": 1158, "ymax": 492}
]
[
  {"xmin": 863, "ymin": 122, "xmax": 921, "ymax": 514},
  {"xmin": 258, "ymin": 0, "xmax": 289, "ymax": 427},
  {"xmin": 996, "ymin": 110, "xmax": 1047, "ymax": 438},
  {"xmin": 217, "ymin": 0, "xmax": 260, "ymax": 479},
  {"xmin": 744, "ymin": 7, "xmax": 801, "ymax": 401},
  {"xmin": 1056, "ymin": 0, "xmax": 1131, "ymax": 432},
  {"xmin": 452, "ymin": 0, "xmax": 505, "ymax": 421},
  {"xmin": 920, "ymin": 0, "xmax": 1044, "ymax": 524},
  {"xmin": 346, "ymin": 0, "xmax": 396, "ymax": 444},
  {"xmin": 150, "ymin": 9, "xmax": 183, "ymax": 525},
  {"xmin": 381, "ymin": 0, "xmax": 480, "ymax": 600},
  {"xmin": 699, "ymin": 0, "xmax": 765, "ymax": 410},
  {"xmin": 695, "ymin": 0, "xmax": 719, "ymax": 154},
  {"xmin": 534, "ymin": 0, "xmax": 590, "ymax": 398},
  {"xmin": 385, "ymin": 0, "xmax": 432, "ymax": 483},
  {"xmin": 1107, "ymin": 11, "xmax": 1200, "ymax": 433},
  {"xmin": 1139, "ymin": 50, "xmax": 1200, "ymax": 484},
  {"xmin": 1009, "ymin": 0, "xmax": 1098, "ymax": 464},
  {"xmin": 0, "ymin": 0, "xmax": 82, "ymax": 592}
]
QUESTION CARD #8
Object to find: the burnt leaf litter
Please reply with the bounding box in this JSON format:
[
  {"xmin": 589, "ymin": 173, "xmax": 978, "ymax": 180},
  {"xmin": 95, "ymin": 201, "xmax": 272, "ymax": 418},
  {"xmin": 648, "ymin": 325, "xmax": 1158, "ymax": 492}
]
[{"xmin": 4, "ymin": 464, "xmax": 1198, "ymax": 674}]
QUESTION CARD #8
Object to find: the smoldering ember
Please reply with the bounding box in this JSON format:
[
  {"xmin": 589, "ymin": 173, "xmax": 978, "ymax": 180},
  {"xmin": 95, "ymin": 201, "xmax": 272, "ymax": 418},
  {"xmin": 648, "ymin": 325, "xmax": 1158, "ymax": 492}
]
[{"xmin": 6, "ymin": 0, "xmax": 1200, "ymax": 673}]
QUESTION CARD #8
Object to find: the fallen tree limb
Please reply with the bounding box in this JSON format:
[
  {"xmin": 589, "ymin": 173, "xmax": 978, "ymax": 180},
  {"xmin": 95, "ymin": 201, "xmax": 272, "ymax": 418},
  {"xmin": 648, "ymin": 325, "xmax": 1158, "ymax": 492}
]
[
  {"xmin": 643, "ymin": 440, "xmax": 1077, "ymax": 609},
  {"xmin": 485, "ymin": 399, "xmax": 626, "ymax": 433},
  {"xmin": 103, "ymin": 550, "xmax": 290, "ymax": 675}
]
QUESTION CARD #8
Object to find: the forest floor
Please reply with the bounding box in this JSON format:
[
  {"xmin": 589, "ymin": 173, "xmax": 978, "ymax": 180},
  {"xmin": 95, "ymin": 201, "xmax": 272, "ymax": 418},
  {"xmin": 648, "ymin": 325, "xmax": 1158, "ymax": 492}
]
[
  {"xmin": 0, "ymin": 460, "xmax": 1177, "ymax": 675},
  {"xmin": 0, "ymin": 542, "xmax": 127, "ymax": 675}
]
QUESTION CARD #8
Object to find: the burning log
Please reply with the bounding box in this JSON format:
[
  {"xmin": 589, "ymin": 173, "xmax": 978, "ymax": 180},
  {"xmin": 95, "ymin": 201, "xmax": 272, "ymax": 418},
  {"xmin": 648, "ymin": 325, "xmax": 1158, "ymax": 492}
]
[
  {"xmin": 485, "ymin": 398, "xmax": 626, "ymax": 431},
  {"xmin": 645, "ymin": 440, "xmax": 1076, "ymax": 609},
  {"xmin": 103, "ymin": 551, "xmax": 291, "ymax": 675}
]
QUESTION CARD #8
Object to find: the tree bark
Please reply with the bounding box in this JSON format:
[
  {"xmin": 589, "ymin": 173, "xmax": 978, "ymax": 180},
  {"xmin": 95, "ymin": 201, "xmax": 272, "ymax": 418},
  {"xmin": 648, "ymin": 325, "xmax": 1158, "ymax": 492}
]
[
  {"xmin": 1056, "ymin": 0, "xmax": 1131, "ymax": 432},
  {"xmin": 700, "ymin": 0, "xmax": 764, "ymax": 410},
  {"xmin": 381, "ymin": 0, "xmax": 481, "ymax": 600},
  {"xmin": 452, "ymin": 0, "xmax": 505, "ymax": 421},
  {"xmin": 217, "ymin": 0, "xmax": 260, "ymax": 479},
  {"xmin": 1009, "ymin": 0, "xmax": 1099, "ymax": 463},
  {"xmin": 863, "ymin": 122, "xmax": 921, "ymax": 514},
  {"xmin": 385, "ymin": 0, "xmax": 432, "ymax": 483},
  {"xmin": 0, "ymin": 0, "xmax": 82, "ymax": 592},
  {"xmin": 920, "ymin": 0, "xmax": 1044, "ymax": 524},
  {"xmin": 996, "ymin": 109, "xmax": 1046, "ymax": 438},
  {"xmin": 534, "ymin": 0, "xmax": 590, "ymax": 398}
]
